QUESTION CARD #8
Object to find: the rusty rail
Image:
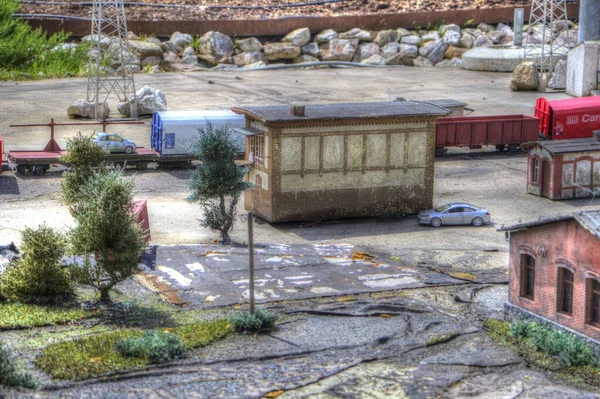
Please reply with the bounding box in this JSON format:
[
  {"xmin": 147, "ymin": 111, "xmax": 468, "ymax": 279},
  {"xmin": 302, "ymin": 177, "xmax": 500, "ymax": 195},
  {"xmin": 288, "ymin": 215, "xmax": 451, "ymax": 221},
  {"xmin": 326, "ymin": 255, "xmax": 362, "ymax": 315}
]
[{"xmin": 26, "ymin": 4, "xmax": 580, "ymax": 38}]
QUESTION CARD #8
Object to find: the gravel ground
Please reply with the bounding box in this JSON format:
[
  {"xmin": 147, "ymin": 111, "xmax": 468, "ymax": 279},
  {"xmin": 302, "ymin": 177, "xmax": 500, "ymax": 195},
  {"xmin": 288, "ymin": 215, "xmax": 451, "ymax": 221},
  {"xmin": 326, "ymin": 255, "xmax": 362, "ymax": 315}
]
[{"xmin": 19, "ymin": 0, "xmax": 530, "ymax": 21}]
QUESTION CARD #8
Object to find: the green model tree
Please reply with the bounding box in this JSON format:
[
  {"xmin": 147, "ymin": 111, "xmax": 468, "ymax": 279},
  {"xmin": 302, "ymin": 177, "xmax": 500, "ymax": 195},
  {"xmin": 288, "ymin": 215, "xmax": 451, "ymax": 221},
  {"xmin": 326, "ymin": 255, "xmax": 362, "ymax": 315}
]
[
  {"xmin": 61, "ymin": 132, "xmax": 107, "ymax": 213},
  {"xmin": 70, "ymin": 169, "xmax": 146, "ymax": 303},
  {"xmin": 188, "ymin": 123, "xmax": 252, "ymax": 244}
]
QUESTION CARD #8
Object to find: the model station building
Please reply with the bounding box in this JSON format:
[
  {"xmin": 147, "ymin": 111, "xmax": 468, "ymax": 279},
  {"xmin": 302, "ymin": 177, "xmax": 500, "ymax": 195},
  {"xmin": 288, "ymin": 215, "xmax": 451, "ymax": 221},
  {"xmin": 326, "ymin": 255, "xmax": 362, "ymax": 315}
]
[{"xmin": 232, "ymin": 100, "xmax": 451, "ymax": 223}]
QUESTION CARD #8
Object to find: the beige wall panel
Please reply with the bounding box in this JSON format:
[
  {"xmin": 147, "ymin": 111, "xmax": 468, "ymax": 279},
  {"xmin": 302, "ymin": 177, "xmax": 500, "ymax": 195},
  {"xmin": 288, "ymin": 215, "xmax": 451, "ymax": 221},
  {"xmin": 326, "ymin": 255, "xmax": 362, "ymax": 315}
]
[
  {"xmin": 249, "ymin": 168, "xmax": 269, "ymax": 190},
  {"xmin": 280, "ymin": 168, "xmax": 425, "ymax": 192},
  {"xmin": 264, "ymin": 136, "xmax": 269, "ymax": 168},
  {"xmin": 347, "ymin": 135, "xmax": 363, "ymax": 169},
  {"xmin": 280, "ymin": 137, "xmax": 301, "ymax": 171},
  {"xmin": 304, "ymin": 136, "xmax": 320, "ymax": 170},
  {"xmin": 250, "ymin": 120, "xmax": 267, "ymax": 132},
  {"xmin": 366, "ymin": 134, "xmax": 387, "ymax": 167},
  {"xmin": 407, "ymin": 132, "xmax": 427, "ymax": 165},
  {"xmin": 323, "ymin": 135, "xmax": 344, "ymax": 169},
  {"xmin": 389, "ymin": 133, "xmax": 406, "ymax": 167}
]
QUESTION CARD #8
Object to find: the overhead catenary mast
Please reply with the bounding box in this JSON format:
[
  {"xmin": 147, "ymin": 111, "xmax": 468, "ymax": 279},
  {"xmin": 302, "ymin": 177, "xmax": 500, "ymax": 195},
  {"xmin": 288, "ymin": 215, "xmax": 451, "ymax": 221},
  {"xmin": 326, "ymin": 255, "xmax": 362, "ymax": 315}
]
[{"xmin": 86, "ymin": 0, "xmax": 138, "ymax": 120}]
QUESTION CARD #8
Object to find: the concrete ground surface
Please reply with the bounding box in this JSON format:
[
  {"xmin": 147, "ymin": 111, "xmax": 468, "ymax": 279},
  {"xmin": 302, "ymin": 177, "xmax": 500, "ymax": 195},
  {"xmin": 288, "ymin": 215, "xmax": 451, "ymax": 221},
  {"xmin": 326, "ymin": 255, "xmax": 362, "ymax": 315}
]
[{"xmin": 2, "ymin": 67, "xmax": 600, "ymax": 398}]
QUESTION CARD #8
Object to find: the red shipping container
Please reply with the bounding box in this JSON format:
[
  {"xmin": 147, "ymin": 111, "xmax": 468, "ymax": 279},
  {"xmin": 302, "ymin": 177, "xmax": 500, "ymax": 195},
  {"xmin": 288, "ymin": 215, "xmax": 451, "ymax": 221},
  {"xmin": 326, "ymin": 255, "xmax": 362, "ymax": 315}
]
[
  {"xmin": 535, "ymin": 96, "xmax": 600, "ymax": 140},
  {"xmin": 132, "ymin": 199, "xmax": 151, "ymax": 243}
]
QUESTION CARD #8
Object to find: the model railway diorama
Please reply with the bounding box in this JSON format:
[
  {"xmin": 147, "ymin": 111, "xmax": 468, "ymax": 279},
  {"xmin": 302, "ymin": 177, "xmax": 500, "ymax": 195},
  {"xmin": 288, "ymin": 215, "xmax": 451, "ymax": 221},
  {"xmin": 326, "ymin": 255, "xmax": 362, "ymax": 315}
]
[{"xmin": 1, "ymin": 96, "xmax": 600, "ymax": 176}]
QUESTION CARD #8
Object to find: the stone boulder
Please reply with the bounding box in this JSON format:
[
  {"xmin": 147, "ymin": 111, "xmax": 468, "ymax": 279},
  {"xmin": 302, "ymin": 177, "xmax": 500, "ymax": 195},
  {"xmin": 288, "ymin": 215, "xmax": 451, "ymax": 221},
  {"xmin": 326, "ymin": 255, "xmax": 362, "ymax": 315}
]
[
  {"xmin": 413, "ymin": 56, "xmax": 433, "ymax": 67},
  {"xmin": 161, "ymin": 41, "xmax": 183, "ymax": 55},
  {"xmin": 418, "ymin": 39, "xmax": 447, "ymax": 66},
  {"xmin": 141, "ymin": 56, "xmax": 162, "ymax": 68},
  {"xmin": 380, "ymin": 42, "xmax": 399, "ymax": 58},
  {"xmin": 398, "ymin": 44, "xmax": 418, "ymax": 59},
  {"xmin": 128, "ymin": 40, "xmax": 163, "ymax": 58},
  {"xmin": 147, "ymin": 37, "xmax": 161, "ymax": 45},
  {"xmin": 361, "ymin": 55, "xmax": 387, "ymax": 65},
  {"xmin": 118, "ymin": 86, "xmax": 167, "ymax": 117},
  {"xmin": 373, "ymin": 30, "xmax": 398, "ymax": 47},
  {"xmin": 236, "ymin": 37, "xmax": 263, "ymax": 52},
  {"xmin": 82, "ymin": 34, "xmax": 111, "ymax": 48},
  {"xmin": 197, "ymin": 53, "xmax": 228, "ymax": 66},
  {"xmin": 263, "ymin": 42, "xmax": 302, "ymax": 61},
  {"xmin": 67, "ymin": 99, "xmax": 110, "ymax": 119},
  {"xmin": 315, "ymin": 29, "xmax": 338, "ymax": 43},
  {"xmin": 282, "ymin": 28, "xmax": 311, "ymax": 47},
  {"xmin": 460, "ymin": 34, "xmax": 475, "ymax": 49},
  {"xmin": 385, "ymin": 53, "xmax": 414, "ymax": 66},
  {"xmin": 401, "ymin": 35, "xmax": 422, "ymax": 46},
  {"xmin": 352, "ymin": 42, "xmax": 380, "ymax": 63},
  {"xmin": 182, "ymin": 47, "xmax": 198, "ymax": 64},
  {"xmin": 443, "ymin": 30, "xmax": 461, "ymax": 46},
  {"xmin": 444, "ymin": 46, "xmax": 468, "ymax": 59},
  {"xmin": 339, "ymin": 28, "xmax": 372, "ymax": 41},
  {"xmin": 441, "ymin": 24, "xmax": 461, "ymax": 35},
  {"xmin": 199, "ymin": 31, "xmax": 234, "ymax": 58},
  {"xmin": 510, "ymin": 61, "xmax": 539, "ymax": 91},
  {"xmin": 421, "ymin": 31, "xmax": 440, "ymax": 42},
  {"xmin": 302, "ymin": 43, "xmax": 320, "ymax": 57},
  {"xmin": 161, "ymin": 51, "xmax": 183, "ymax": 70},
  {"xmin": 319, "ymin": 39, "xmax": 359, "ymax": 62},
  {"xmin": 477, "ymin": 23, "xmax": 495, "ymax": 32},
  {"xmin": 170, "ymin": 31, "xmax": 193, "ymax": 48},
  {"xmin": 126, "ymin": 31, "xmax": 139, "ymax": 41},
  {"xmin": 396, "ymin": 28, "xmax": 411, "ymax": 38},
  {"xmin": 548, "ymin": 59, "xmax": 567, "ymax": 89},
  {"xmin": 474, "ymin": 35, "xmax": 494, "ymax": 47},
  {"xmin": 233, "ymin": 51, "xmax": 268, "ymax": 66}
]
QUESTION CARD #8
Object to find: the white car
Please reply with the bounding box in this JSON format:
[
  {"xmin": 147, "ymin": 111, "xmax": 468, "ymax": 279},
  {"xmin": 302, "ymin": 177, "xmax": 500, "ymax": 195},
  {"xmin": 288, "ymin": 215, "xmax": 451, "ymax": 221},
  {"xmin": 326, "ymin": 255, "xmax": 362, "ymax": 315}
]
[
  {"xmin": 91, "ymin": 132, "xmax": 137, "ymax": 154},
  {"xmin": 417, "ymin": 202, "xmax": 491, "ymax": 227}
]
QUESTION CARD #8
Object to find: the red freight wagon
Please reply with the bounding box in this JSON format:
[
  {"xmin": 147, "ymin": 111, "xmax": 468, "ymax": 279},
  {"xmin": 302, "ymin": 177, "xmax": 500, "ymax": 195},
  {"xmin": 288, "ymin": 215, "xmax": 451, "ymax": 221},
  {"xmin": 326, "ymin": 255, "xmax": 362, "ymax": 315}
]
[
  {"xmin": 435, "ymin": 114, "xmax": 540, "ymax": 155},
  {"xmin": 535, "ymin": 96, "xmax": 600, "ymax": 140}
]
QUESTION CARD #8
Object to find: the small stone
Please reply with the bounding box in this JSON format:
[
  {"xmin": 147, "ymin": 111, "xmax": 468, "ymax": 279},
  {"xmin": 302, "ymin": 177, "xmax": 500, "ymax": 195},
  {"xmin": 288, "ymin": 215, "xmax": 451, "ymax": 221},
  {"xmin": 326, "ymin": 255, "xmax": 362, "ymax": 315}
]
[
  {"xmin": 319, "ymin": 39, "xmax": 358, "ymax": 62},
  {"xmin": 233, "ymin": 51, "xmax": 267, "ymax": 66},
  {"xmin": 360, "ymin": 54, "xmax": 387, "ymax": 65},
  {"xmin": 161, "ymin": 41, "xmax": 182, "ymax": 55},
  {"xmin": 161, "ymin": 51, "xmax": 182, "ymax": 69},
  {"xmin": 385, "ymin": 53, "xmax": 414, "ymax": 66},
  {"xmin": 488, "ymin": 30, "xmax": 507, "ymax": 44},
  {"xmin": 170, "ymin": 31, "xmax": 193, "ymax": 48},
  {"xmin": 339, "ymin": 28, "xmax": 372, "ymax": 41},
  {"xmin": 198, "ymin": 53, "xmax": 228, "ymax": 66},
  {"xmin": 441, "ymin": 24, "xmax": 461, "ymax": 35},
  {"xmin": 401, "ymin": 35, "xmax": 422, "ymax": 46},
  {"xmin": 396, "ymin": 28, "xmax": 411, "ymax": 38},
  {"xmin": 443, "ymin": 30, "xmax": 461, "ymax": 46},
  {"xmin": 128, "ymin": 40, "xmax": 164, "ymax": 58},
  {"xmin": 373, "ymin": 30, "xmax": 398, "ymax": 47},
  {"xmin": 236, "ymin": 37, "xmax": 264, "ymax": 52},
  {"xmin": 380, "ymin": 42, "xmax": 399, "ymax": 58},
  {"xmin": 421, "ymin": 31, "xmax": 440, "ymax": 42},
  {"xmin": 398, "ymin": 44, "xmax": 418, "ymax": 59},
  {"xmin": 263, "ymin": 42, "xmax": 302, "ymax": 61},
  {"xmin": 352, "ymin": 42, "xmax": 380, "ymax": 62},
  {"xmin": 199, "ymin": 31, "xmax": 234, "ymax": 58},
  {"xmin": 474, "ymin": 35, "xmax": 493, "ymax": 47},
  {"xmin": 301, "ymin": 43, "xmax": 319, "ymax": 57},
  {"xmin": 510, "ymin": 61, "xmax": 539, "ymax": 91},
  {"xmin": 315, "ymin": 29, "xmax": 338, "ymax": 44},
  {"xmin": 118, "ymin": 85, "xmax": 167, "ymax": 116},
  {"xmin": 282, "ymin": 27, "xmax": 311, "ymax": 47},
  {"xmin": 418, "ymin": 39, "xmax": 447, "ymax": 66},
  {"xmin": 477, "ymin": 23, "xmax": 495, "ymax": 32},
  {"xmin": 460, "ymin": 34, "xmax": 475, "ymax": 49}
]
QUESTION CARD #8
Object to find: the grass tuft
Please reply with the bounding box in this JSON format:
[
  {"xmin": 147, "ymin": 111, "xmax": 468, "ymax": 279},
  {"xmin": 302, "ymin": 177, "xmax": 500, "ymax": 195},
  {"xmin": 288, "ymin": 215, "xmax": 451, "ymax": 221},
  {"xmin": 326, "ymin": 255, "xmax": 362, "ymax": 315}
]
[
  {"xmin": 116, "ymin": 331, "xmax": 186, "ymax": 364},
  {"xmin": 0, "ymin": 343, "xmax": 38, "ymax": 388},
  {"xmin": 0, "ymin": 302, "xmax": 96, "ymax": 330}
]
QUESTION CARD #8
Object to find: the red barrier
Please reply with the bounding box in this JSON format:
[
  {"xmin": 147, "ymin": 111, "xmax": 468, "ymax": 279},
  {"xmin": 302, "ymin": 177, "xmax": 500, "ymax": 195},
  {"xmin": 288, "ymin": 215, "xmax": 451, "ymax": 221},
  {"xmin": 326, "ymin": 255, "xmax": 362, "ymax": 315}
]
[{"xmin": 132, "ymin": 199, "xmax": 151, "ymax": 243}]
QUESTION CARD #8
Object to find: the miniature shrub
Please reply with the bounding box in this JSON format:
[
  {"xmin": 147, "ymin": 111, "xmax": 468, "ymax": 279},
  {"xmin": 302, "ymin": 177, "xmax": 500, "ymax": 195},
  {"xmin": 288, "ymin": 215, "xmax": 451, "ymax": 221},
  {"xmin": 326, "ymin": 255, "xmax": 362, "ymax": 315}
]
[
  {"xmin": 0, "ymin": 224, "xmax": 74, "ymax": 305},
  {"xmin": 509, "ymin": 319, "xmax": 528, "ymax": 339},
  {"xmin": 116, "ymin": 331, "xmax": 186, "ymax": 364},
  {"xmin": 0, "ymin": 343, "xmax": 37, "ymax": 388},
  {"xmin": 231, "ymin": 308, "xmax": 277, "ymax": 332}
]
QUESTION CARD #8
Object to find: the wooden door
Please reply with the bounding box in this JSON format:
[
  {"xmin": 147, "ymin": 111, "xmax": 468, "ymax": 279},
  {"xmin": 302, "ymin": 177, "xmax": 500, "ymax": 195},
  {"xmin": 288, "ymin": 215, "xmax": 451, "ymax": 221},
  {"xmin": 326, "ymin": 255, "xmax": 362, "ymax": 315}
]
[{"xmin": 541, "ymin": 160, "xmax": 551, "ymax": 197}]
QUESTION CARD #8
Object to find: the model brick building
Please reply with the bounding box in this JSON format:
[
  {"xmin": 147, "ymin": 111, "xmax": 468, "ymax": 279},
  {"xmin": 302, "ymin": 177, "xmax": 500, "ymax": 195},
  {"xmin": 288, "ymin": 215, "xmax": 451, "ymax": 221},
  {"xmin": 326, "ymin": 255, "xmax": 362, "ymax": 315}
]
[
  {"xmin": 525, "ymin": 137, "xmax": 600, "ymax": 200},
  {"xmin": 499, "ymin": 211, "xmax": 600, "ymax": 344},
  {"xmin": 231, "ymin": 100, "xmax": 450, "ymax": 223}
]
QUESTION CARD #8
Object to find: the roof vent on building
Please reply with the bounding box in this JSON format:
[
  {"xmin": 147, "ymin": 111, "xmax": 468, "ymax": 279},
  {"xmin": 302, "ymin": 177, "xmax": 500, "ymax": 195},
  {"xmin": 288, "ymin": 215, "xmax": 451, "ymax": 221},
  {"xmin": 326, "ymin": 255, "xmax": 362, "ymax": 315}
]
[
  {"xmin": 594, "ymin": 130, "xmax": 600, "ymax": 142},
  {"xmin": 290, "ymin": 104, "xmax": 305, "ymax": 117}
]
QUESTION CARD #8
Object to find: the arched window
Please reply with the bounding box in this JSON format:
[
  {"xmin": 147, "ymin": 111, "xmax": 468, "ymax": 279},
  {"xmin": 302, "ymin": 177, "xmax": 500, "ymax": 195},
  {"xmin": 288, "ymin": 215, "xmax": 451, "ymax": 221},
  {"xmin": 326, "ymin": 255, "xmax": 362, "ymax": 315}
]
[
  {"xmin": 557, "ymin": 267, "xmax": 574, "ymax": 315},
  {"xmin": 531, "ymin": 157, "xmax": 540, "ymax": 183},
  {"xmin": 520, "ymin": 254, "xmax": 535, "ymax": 300},
  {"xmin": 586, "ymin": 277, "xmax": 600, "ymax": 327}
]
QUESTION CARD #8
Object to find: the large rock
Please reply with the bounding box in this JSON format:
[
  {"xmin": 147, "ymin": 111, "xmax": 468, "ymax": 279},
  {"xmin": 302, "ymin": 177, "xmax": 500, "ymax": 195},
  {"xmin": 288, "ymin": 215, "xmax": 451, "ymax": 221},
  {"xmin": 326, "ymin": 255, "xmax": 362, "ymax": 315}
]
[
  {"xmin": 380, "ymin": 42, "xmax": 399, "ymax": 58},
  {"xmin": 373, "ymin": 30, "xmax": 398, "ymax": 47},
  {"xmin": 398, "ymin": 44, "xmax": 418, "ymax": 59},
  {"xmin": 282, "ymin": 28, "xmax": 311, "ymax": 47},
  {"xmin": 128, "ymin": 40, "xmax": 163, "ymax": 58},
  {"xmin": 339, "ymin": 28, "xmax": 372, "ymax": 41},
  {"xmin": 401, "ymin": 35, "xmax": 422, "ymax": 46},
  {"xmin": 141, "ymin": 56, "xmax": 162, "ymax": 68},
  {"xmin": 182, "ymin": 46, "xmax": 198, "ymax": 64},
  {"xmin": 474, "ymin": 35, "xmax": 494, "ymax": 47},
  {"xmin": 360, "ymin": 55, "xmax": 387, "ymax": 65},
  {"xmin": 199, "ymin": 31, "xmax": 234, "ymax": 58},
  {"xmin": 352, "ymin": 42, "xmax": 380, "ymax": 62},
  {"xmin": 161, "ymin": 51, "xmax": 183, "ymax": 70},
  {"xmin": 302, "ymin": 43, "xmax": 320, "ymax": 57},
  {"xmin": 118, "ymin": 86, "xmax": 167, "ymax": 117},
  {"xmin": 548, "ymin": 59, "xmax": 567, "ymax": 89},
  {"xmin": 385, "ymin": 53, "xmax": 414, "ymax": 66},
  {"xmin": 421, "ymin": 31, "xmax": 440, "ymax": 42},
  {"xmin": 441, "ymin": 24, "xmax": 461, "ymax": 35},
  {"xmin": 396, "ymin": 28, "xmax": 411, "ymax": 38},
  {"xmin": 233, "ymin": 51, "xmax": 268, "ymax": 66},
  {"xmin": 460, "ymin": 34, "xmax": 475, "ymax": 49},
  {"xmin": 161, "ymin": 41, "xmax": 183, "ymax": 55},
  {"xmin": 315, "ymin": 29, "xmax": 338, "ymax": 43},
  {"xmin": 319, "ymin": 39, "xmax": 359, "ymax": 61},
  {"xmin": 418, "ymin": 39, "xmax": 447, "ymax": 66},
  {"xmin": 510, "ymin": 61, "xmax": 539, "ymax": 91},
  {"xmin": 263, "ymin": 42, "xmax": 302, "ymax": 61},
  {"xmin": 67, "ymin": 99, "xmax": 110, "ymax": 119},
  {"xmin": 443, "ymin": 30, "xmax": 461, "ymax": 46},
  {"xmin": 170, "ymin": 31, "xmax": 193, "ymax": 48},
  {"xmin": 236, "ymin": 37, "xmax": 263, "ymax": 52}
]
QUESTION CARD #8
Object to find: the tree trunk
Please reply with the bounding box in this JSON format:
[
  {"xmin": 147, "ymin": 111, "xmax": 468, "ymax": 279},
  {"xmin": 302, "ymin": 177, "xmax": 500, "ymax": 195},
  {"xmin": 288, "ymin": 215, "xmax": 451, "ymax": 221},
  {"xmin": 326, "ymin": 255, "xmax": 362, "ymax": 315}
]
[
  {"xmin": 100, "ymin": 288, "xmax": 111, "ymax": 304},
  {"xmin": 219, "ymin": 193, "xmax": 232, "ymax": 244}
]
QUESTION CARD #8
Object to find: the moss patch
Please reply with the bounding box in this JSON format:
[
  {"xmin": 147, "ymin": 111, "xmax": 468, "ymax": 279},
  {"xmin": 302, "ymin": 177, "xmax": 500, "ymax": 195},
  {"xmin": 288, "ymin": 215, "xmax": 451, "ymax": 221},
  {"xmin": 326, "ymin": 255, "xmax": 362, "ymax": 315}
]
[
  {"xmin": 0, "ymin": 302, "xmax": 97, "ymax": 330},
  {"xmin": 425, "ymin": 332, "xmax": 458, "ymax": 347},
  {"xmin": 36, "ymin": 319, "xmax": 232, "ymax": 380}
]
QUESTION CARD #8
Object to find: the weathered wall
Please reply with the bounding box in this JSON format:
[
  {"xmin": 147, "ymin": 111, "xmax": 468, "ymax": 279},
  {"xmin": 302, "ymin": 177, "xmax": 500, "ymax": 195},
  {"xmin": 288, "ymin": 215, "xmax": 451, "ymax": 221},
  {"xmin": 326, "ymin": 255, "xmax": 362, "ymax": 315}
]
[
  {"xmin": 507, "ymin": 220, "xmax": 600, "ymax": 341},
  {"xmin": 527, "ymin": 147, "xmax": 552, "ymax": 197},
  {"xmin": 566, "ymin": 41, "xmax": 600, "ymax": 98},
  {"xmin": 246, "ymin": 117, "xmax": 436, "ymax": 223}
]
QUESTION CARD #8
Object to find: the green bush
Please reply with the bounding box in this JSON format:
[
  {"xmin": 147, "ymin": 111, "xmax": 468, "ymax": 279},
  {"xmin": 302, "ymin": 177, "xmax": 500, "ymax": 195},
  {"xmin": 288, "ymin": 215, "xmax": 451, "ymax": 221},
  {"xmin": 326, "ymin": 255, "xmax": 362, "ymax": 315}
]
[
  {"xmin": 231, "ymin": 308, "xmax": 277, "ymax": 332},
  {"xmin": 116, "ymin": 331, "xmax": 186, "ymax": 364},
  {"xmin": 0, "ymin": 224, "xmax": 74, "ymax": 305},
  {"xmin": 0, "ymin": 343, "xmax": 37, "ymax": 388},
  {"xmin": 510, "ymin": 320, "xmax": 597, "ymax": 367}
]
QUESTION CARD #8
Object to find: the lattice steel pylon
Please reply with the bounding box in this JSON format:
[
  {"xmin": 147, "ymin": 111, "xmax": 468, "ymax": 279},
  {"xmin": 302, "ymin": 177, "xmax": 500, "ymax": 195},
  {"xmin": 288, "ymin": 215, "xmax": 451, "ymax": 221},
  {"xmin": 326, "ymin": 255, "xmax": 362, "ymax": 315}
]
[
  {"xmin": 523, "ymin": 0, "xmax": 570, "ymax": 91},
  {"xmin": 86, "ymin": 0, "xmax": 137, "ymax": 120}
]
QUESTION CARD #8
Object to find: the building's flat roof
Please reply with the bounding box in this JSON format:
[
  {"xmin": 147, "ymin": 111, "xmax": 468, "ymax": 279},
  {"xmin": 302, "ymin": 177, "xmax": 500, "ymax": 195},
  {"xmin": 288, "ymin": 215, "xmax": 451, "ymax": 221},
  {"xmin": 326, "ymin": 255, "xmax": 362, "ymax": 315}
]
[
  {"xmin": 536, "ymin": 137, "xmax": 600, "ymax": 154},
  {"xmin": 498, "ymin": 210, "xmax": 600, "ymax": 240},
  {"xmin": 231, "ymin": 100, "xmax": 451, "ymax": 124}
]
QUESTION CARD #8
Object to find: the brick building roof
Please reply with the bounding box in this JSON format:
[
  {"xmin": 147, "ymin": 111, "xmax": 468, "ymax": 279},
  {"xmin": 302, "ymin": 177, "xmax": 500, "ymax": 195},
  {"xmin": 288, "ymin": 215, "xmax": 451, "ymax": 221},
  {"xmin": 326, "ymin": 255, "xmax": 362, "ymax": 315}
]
[
  {"xmin": 534, "ymin": 137, "xmax": 600, "ymax": 155},
  {"xmin": 498, "ymin": 210, "xmax": 600, "ymax": 240}
]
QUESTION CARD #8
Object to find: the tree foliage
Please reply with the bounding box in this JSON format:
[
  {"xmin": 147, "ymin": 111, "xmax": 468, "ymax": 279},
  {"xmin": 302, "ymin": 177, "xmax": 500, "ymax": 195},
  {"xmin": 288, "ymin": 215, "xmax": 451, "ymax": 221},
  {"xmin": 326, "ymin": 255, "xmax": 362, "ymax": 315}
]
[
  {"xmin": 188, "ymin": 123, "xmax": 252, "ymax": 244},
  {"xmin": 60, "ymin": 132, "xmax": 107, "ymax": 212},
  {"xmin": 70, "ymin": 169, "xmax": 146, "ymax": 303},
  {"xmin": 0, "ymin": 224, "xmax": 74, "ymax": 305}
]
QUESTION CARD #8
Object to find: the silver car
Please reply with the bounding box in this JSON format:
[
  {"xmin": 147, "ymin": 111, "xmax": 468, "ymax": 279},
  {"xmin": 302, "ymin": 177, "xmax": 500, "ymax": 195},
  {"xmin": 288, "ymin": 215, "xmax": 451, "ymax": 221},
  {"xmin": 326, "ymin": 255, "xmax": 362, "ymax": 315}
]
[
  {"xmin": 91, "ymin": 132, "xmax": 137, "ymax": 154},
  {"xmin": 417, "ymin": 202, "xmax": 491, "ymax": 227}
]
